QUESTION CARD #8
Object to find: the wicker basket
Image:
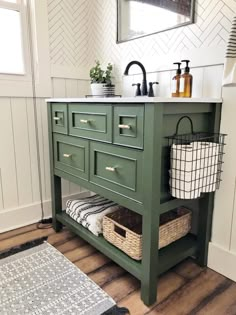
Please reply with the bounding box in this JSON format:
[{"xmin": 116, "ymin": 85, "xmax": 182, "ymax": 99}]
[{"xmin": 103, "ymin": 207, "xmax": 191, "ymax": 260}]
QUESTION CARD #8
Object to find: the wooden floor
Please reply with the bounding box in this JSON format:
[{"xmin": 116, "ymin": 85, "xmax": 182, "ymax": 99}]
[{"xmin": 1, "ymin": 225, "xmax": 236, "ymax": 315}]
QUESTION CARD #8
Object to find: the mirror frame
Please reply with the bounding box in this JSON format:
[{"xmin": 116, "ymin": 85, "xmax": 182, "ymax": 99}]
[{"xmin": 116, "ymin": 0, "xmax": 195, "ymax": 43}]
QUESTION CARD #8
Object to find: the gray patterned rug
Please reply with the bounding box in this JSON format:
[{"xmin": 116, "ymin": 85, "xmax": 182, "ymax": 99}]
[{"xmin": 0, "ymin": 239, "xmax": 127, "ymax": 315}]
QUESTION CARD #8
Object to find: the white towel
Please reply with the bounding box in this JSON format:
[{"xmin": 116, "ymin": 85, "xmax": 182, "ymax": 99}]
[
  {"xmin": 223, "ymin": 16, "xmax": 236, "ymax": 86},
  {"xmin": 66, "ymin": 195, "xmax": 121, "ymax": 236}
]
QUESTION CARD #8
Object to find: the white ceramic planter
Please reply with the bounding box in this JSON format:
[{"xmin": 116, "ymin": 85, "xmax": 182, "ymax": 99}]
[{"xmin": 90, "ymin": 83, "xmax": 105, "ymax": 96}]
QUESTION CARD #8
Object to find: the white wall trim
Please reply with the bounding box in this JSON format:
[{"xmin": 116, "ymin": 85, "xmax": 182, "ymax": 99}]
[
  {"xmin": 51, "ymin": 65, "xmax": 90, "ymax": 80},
  {"xmin": 0, "ymin": 190, "xmax": 90, "ymax": 233},
  {"xmin": 30, "ymin": 0, "xmax": 51, "ymax": 97},
  {"xmin": 208, "ymin": 242, "xmax": 236, "ymax": 282}
]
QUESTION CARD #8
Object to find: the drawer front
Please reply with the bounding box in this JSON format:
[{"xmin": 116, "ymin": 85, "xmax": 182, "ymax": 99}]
[
  {"xmin": 69, "ymin": 104, "xmax": 112, "ymax": 142},
  {"xmin": 90, "ymin": 142, "xmax": 143, "ymax": 202},
  {"xmin": 52, "ymin": 104, "xmax": 68, "ymax": 134},
  {"xmin": 54, "ymin": 134, "xmax": 88, "ymax": 180},
  {"xmin": 113, "ymin": 105, "xmax": 144, "ymax": 149}
]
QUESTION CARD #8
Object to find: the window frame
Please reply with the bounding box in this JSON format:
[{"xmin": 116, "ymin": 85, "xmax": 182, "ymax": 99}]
[
  {"xmin": 0, "ymin": 0, "xmax": 31, "ymax": 78},
  {"xmin": 0, "ymin": 0, "xmax": 51, "ymax": 97}
]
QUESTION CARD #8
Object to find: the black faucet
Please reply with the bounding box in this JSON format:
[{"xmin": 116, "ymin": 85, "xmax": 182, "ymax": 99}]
[{"xmin": 124, "ymin": 61, "xmax": 148, "ymax": 96}]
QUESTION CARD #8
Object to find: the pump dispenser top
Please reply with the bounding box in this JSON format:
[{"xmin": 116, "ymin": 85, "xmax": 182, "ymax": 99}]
[
  {"xmin": 171, "ymin": 62, "xmax": 182, "ymax": 97},
  {"xmin": 174, "ymin": 62, "xmax": 182, "ymax": 75},
  {"xmin": 182, "ymin": 60, "xmax": 190, "ymax": 73},
  {"xmin": 179, "ymin": 59, "xmax": 193, "ymax": 98}
]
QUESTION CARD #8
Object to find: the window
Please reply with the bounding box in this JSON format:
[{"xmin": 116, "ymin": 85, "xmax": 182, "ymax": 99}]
[
  {"xmin": 0, "ymin": 0, "xmax": 51, "ymax": 97},
  {"xmin": 0, "ymin": 0, "xmax": 28, "ymax": 75}
]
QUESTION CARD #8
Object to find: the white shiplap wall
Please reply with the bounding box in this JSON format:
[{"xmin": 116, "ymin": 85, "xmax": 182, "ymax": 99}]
[
  {"xmin": 0, "ymin": 0, "xmax": 92, "ymax": 232},
  {"xmin": 208, "ymin": 87, "xmax": 236, "ymax": 282},
  {"xmin": 0, "ymin": 78, "xmax": 90, "ymax": 233}
]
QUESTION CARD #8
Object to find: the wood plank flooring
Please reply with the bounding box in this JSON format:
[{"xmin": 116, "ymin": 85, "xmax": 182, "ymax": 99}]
[{"xmin": 1, "ymin": 224, "xmax": 236, "ymax": 315}]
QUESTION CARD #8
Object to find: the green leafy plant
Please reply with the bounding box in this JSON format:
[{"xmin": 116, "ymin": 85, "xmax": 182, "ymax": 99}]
[{"xmin": 90, "ymin": 60, "xmax": 113, "ymax": 85}]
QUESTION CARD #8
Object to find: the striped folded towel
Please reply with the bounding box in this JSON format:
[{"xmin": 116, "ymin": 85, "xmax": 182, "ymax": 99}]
[
  {"xmin": 223, "ymin": 16, "xmax": 236, "ymax": 86},
  {"xmin": 66, "ymin": 195, "xmax": 121, "ymax": 236}
]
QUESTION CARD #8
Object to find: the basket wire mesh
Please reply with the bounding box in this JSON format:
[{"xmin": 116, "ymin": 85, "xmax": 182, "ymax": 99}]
[{"xmin": 166, "ymin": 116, "xmax": 226, "ymax": 199}]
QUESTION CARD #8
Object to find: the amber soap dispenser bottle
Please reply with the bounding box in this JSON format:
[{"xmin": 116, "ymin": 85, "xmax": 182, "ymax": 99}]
[
  {"xmin": 171, "ymin": 62, "xmax": 182, "ymax": 97},
  {"xmin": 179, "ymin": 60, "xmax": 193, "ymax": 97}
]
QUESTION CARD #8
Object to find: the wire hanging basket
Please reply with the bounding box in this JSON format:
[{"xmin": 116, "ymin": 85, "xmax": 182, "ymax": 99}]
[{"xmin": 166, "ymin": 116, "xmax": 227, "ymax": 199}]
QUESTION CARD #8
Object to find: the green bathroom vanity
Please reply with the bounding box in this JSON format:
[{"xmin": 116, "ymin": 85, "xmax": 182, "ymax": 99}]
[{"xmin": 47, "ymin": 96, "xmax": 222, "ymax": 305}]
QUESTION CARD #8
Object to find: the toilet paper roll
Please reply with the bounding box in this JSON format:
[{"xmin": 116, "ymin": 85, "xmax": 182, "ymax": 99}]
[{"xmin": 169, "ymin": 169, "xmax": 201, "ymax": 199}]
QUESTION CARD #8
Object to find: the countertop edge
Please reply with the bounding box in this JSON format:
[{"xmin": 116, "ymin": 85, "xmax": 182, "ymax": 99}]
[{"xmin": 45, "ymin": 97, "xmax": 223, "ymax": 104}]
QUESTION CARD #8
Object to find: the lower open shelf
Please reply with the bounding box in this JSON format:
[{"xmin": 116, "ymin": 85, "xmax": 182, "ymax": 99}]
[{"xmin": 56, "ymin": 212, "xmax": 198, "ymax": 280}]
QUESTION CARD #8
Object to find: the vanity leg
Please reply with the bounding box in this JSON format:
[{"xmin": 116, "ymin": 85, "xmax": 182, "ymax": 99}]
[
  {"xmin": 196, "ymin": 193, "xmax": 214, "ymax": 266},
  {"xmin": 141, "ymin": 212, "xmax": 159, "ymax": 306},
  {"xmin": 52, "ymin": 175, "xmax": 63, "ymax": 232},
  {"xmin": 140, "ymin": 103, "xmax": 163, "ymax": 305}
]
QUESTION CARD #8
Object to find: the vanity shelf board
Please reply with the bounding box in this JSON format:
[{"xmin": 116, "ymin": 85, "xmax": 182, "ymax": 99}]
[
  {"xmin": 159, "ymin": 197, "xmax": 202, "ymax": 214},
  {"xmin": 56, "ymin": 212, "xmax": 142, "ymax": 279},
  {"xmin": 56, "ymin": 212, "xmax": 198, "ymax": 279}
]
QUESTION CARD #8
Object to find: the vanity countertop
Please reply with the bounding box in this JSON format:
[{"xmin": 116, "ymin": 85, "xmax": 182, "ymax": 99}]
[{"xmin": 46, "ymin": 97, "xmax": 222, "ymax": 103}]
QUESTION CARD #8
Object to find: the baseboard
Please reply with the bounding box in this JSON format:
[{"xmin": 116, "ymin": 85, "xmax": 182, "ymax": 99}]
[
  {"xmin": 0, "ymin": 191, "xmax": 90, "ymax": 233},
  {"xmin": 208, "ymin": 242, "xmax": 236, "ymax": 282}
]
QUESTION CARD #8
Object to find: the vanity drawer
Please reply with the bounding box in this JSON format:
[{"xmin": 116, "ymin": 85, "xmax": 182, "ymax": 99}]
[
  {"xmin": 113, "ymin": 105, "xmax": 144, "ymax": 149},
  {"xmin": 68, "ymin": 104, "xmax": 112, "ymax": 142},
  {"xmin": 51, "ymin": 104, "xmax": 68, "ymax": 134},
  {"xmin": 53, "ymin": 134, "xmax": 88, "ymax": 180},
  {"xmin": 90, "ymin": 142, "xmax": 143, "ymax": 203}
]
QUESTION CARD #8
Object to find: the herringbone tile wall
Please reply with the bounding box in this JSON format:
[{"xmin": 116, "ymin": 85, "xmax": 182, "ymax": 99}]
[
  {"xmin": 48, "ymin": 0, "xmax": 89, "ymax": 68},
  {"xmin": 48, "ymin": 0, "xmax": 236, "ymax": 73},
  {"xmin": 88, "ymin": 0, "xmax": 235, "ymax": 74}
]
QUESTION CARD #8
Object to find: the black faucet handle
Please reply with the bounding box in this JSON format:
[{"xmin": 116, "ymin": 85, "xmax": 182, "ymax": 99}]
[
  {"xmin": 148, "ymin": 82, "xmax": 159, "ymax": 97},
  {"xmin": 132, "ymin": 83, "xmax": 141, "ymax": 96}
]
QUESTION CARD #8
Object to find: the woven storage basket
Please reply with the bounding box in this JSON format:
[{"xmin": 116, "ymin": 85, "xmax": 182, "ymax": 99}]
[{"xmin": 103, "ymin": 207, "xmax": 191, "ymax": 260}]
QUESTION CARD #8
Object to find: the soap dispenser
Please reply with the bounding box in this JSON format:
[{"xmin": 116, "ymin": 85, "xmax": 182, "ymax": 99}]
[
  {"xmin": 179, "ymin": 60, "xmax": 193, "ymax": 97},
  {"xmin": 171, "ymin": 62, "xmax": 182, "ymax": 97}
]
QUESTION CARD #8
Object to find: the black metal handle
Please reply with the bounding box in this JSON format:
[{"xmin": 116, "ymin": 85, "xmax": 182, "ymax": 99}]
[
  {"xmin": 148, "ymin": 82, "xmax": 159, "ymax": 97},
  {"xmin": 132, "ymin": 83, "xmax": 141, "ymax": 96},
  {"xmin": 175, "ymin": 116, "xmax": 194, "ymax": 135}
]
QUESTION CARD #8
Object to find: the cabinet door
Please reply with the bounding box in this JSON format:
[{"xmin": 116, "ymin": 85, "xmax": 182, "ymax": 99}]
[
  {"xmin": 90, "ymin": 142, "xmax": 143, "ymax": 203},
  {"xmin": 53, "ymin": 134, "xmax": 88, "ymax": 180},
  {"xmin": 69, "ymin": 104, "xmax": 112, "ymax": 142},
  {"xmin": 113, "ymin": 105, "xmax": 144, "ymax": 149},
  {"xmin": 52, "ymin": 103, "xmax": 68, "ymax": 134}
]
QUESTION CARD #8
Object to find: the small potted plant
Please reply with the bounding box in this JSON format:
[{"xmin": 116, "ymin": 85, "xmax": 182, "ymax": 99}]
[{"xmin": 89, "ymin": 60, "xmax": 115, "ymax": 96}]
